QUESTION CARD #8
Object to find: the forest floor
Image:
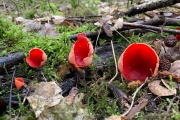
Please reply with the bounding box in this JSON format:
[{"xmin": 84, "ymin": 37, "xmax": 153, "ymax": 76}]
[{"xmin": 0, "ymin": 0, "xmax": 180, "ymax": 120}]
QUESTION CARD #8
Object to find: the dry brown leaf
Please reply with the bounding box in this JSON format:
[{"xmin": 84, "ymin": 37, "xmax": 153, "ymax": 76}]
[
  {"xmin": 61, "ymin": 20, "xmax": 75, "ymax": 30},
  {"xmin": 126, "ymin": 98, "xmax": 148, "ymax": 119},
  {"xmin": 57, "ymin": 63, "xmax": 71, "ymax": 77},
  {"xmin": 66, "ymin": 87, "xmax": 78, "ymax": 105},
  {"xmin": 148, "ymin": 79, "xmax": 176, "ymax": 96}
]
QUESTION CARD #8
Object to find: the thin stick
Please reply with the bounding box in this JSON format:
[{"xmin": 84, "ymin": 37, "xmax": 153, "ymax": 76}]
[
  {"xmin": 163, "ymin": 96, "xmax": 179, "ymax": 120},
  {"xmin": 123, "ymin": 22, "xmax": 180, "ymax": 34},
  {"xmin": 94, "ymin": 26, "xmax": 102, "ymax": 52},
  {"xmin": 121, "ymin": 77, "xmax": 148, "ymax": 116},
  {"xmin": 109, "ymin": 40, "xmax": 118, "ymax": 83},
  {"xmin": 110, "ymin": 25, "xmax": 131, "ymax": 44},
  {"xmin": 9, "ymin": 66, "xmax": 17, "ymax": 116}
]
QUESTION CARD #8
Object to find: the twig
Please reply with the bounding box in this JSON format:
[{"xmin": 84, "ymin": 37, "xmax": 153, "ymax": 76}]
[
  {"xmin": 163, "ymin": 96, "xmax": 179, "ymax": 120},
  {"xmin": 123, "ymin": 22, "xmax": 180, "ymax": 34},
  {"xmin": 160, "ymin": 18, "xmax": 167, "ymax": 38},
  {"xmin": 109, "ymin": 40, "xmax": 118, "ymax": 83},
  {"xmin": 94, "ymin": 26, "xmax": 102, "ymax": 52},
  {"xmin": 121, "ymin": 77, "xmax": 148, "ymax": 116},
  {"xmin": 110, "ymin": 25, "xmax": 131, "ymax": 44},
  {"xmin": 9, "ymin": 66, "xmax": 17, "ymax": 116}
]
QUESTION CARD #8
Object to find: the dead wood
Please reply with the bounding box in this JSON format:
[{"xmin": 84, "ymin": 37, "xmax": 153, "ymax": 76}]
[
  {"xmin": 120, "ymin": 0, "xmax": 180, "ymax": 16},
  {"xmin": 135, "ymin": 15, "xmax": 180, "ymax": 26},
  {"xmin": 123, "ymin": 22, "xmax": 180, "ymax": 34},
  {"xmin": 0, "ymin": 52, "xmax": 25, "ymax": 73}
]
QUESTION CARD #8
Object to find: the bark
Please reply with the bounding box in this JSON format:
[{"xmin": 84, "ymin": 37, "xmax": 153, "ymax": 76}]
[
  {"xmin": 121, "ymin": 0, "xmax": 180, "ymax": 16},
  {"xmin": 0, "ymin": 52, "xmax": 25, "ymax": 73}
]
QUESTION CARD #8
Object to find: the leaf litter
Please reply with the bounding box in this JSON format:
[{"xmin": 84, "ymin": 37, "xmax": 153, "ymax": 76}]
[{"xmin": 1, "ymin": 0, "xmax": 180, "ymax": 120}]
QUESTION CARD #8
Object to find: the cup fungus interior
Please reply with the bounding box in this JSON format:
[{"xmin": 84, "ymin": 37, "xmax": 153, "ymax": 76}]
[
  {"xmin": 26, "ymin": 48, "xmax": 47, "ymax": 68},
  {"xmin": 121, "ymin": 43, "xmax": 158, "ymax": 82},
  {"xmin": 74, "ymin": 34, "xmax": 90, "ymax": 67}
]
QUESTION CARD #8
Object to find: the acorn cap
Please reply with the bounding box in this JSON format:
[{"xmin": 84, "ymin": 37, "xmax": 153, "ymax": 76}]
[
  {"xmin": 159, "ymin": 59, "xmax": 171, "ymax": 71},
  {"xmin": 164, "ymin": 35, "xmax": 177, "ymax": 47}
]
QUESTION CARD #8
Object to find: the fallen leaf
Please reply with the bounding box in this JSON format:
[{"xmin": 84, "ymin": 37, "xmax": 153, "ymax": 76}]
[
  {"xmin": 27, "ymin": 82, "xmax": 63, "ymax": 117},
  {"xmin": 66, "ymin": 87, "xmax": 78, "ymax": 105},
  {"xmin": 148, "ymin": 79, "xmax": 176, "ymax": 96},
  {"xmin": 52, "ymin": 15, "xmax": 66, "ymax": 25},
  {"xmin": 127, "ymin": 98, "xmax": 148, "ymax": 119},
  {"xmin": 113, "ymin": 18, "xmax": 123, "ymax": 30},
  {"xmin": 57, "ymin": 63, "xmax": 71, "ymax": 77}
]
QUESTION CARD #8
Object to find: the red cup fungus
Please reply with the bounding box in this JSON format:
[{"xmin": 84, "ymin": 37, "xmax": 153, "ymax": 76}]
[
  {"xmin": 26, "ymin": 48, "xmax": 47, "ymax": 68},
  {"xmin": 68, "ymin": 33, "xmax": 94, "ymax": 69},
  {"xmin": 118, "ymin": 43, "xmax": 159, "ymax": 83},
  {"xmin": 176, "ymin": 28, "xmax": 180, "ymax": 41},
  {"xmin": 15, "ymin": 77, "xmax": 24, "ymax": 89}
]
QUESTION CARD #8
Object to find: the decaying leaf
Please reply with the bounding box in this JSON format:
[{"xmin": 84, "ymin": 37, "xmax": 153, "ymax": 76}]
[
  {"xmin": 27, "ymin": 82, "xmax": 93, "ymax": 120},
  {"xmin": 94, "ymin": 15, "xmax": 113, "ymax": 26},
  {"xmin": 126, "ymin": 98, "xmax": 148, "ymax": 119},
  {"xmin": 52, "ymin": 15, "xmax": 66, "ymax": 25},
  {"xmin": 57, "ymin": 63, "xmax": 71, "ymax": 77},
  {"xmin": 66, "ymin": 87, "xmax": 78, "ymax": 105},
  {"xmin": 113, "ymin": 18, "xmax": 123, "ymax": 30},
  {"xmin": 27, "ymin": 82, "xmax": 63, "ymax": 117},
  {"xmin": 148, "ymin": 79, "xmax": 176, "ymax": 96}
]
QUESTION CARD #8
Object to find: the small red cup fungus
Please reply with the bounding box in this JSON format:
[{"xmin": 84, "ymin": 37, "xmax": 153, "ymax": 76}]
[
  {"xmin": 176, "ymin": 28, "xmax": 180, "ymax": 41},
  {"xmin": 26, "ymin": 48, "xmax": 47, "ymax": 68},
  {"xmin": 118, "ymin": 43, "xmax": 159, "ymax": 83},
  {"xmin": 15, "ymin": 77, "xmax": 24, "ymax": 89},
  {"xmin": 68, "ymin": 33, "xmax": 94, "ymax": 69}
]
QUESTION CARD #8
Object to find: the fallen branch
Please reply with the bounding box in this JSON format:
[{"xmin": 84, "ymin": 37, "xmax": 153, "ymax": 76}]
[
  {"xmin": 136, "ymin": 15, "xmax": 180, "ymax": 26},
  {"xmin": 0, "ymin": 52, "xmax": 25, "ymax": 73},
  {"xmin": 120, "ymin": 0, "xmax": 180, "ymax": 16},
  {"xmin": 123, "ymin": 22, "xmax": 180, "ymax": 34}
]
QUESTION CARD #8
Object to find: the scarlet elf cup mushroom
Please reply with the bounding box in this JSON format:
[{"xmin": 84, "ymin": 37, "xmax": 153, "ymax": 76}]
[
  {"xmin": 26, "ymin": 48, "xmax": 47, "ymax": 68},
  {"xmin": 68, "ymin": 33, "xmax": 94, "ymax": 69},
  {"xmin": 118, "ymin": 43, "xmax": 159, "ymax": 83}
]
